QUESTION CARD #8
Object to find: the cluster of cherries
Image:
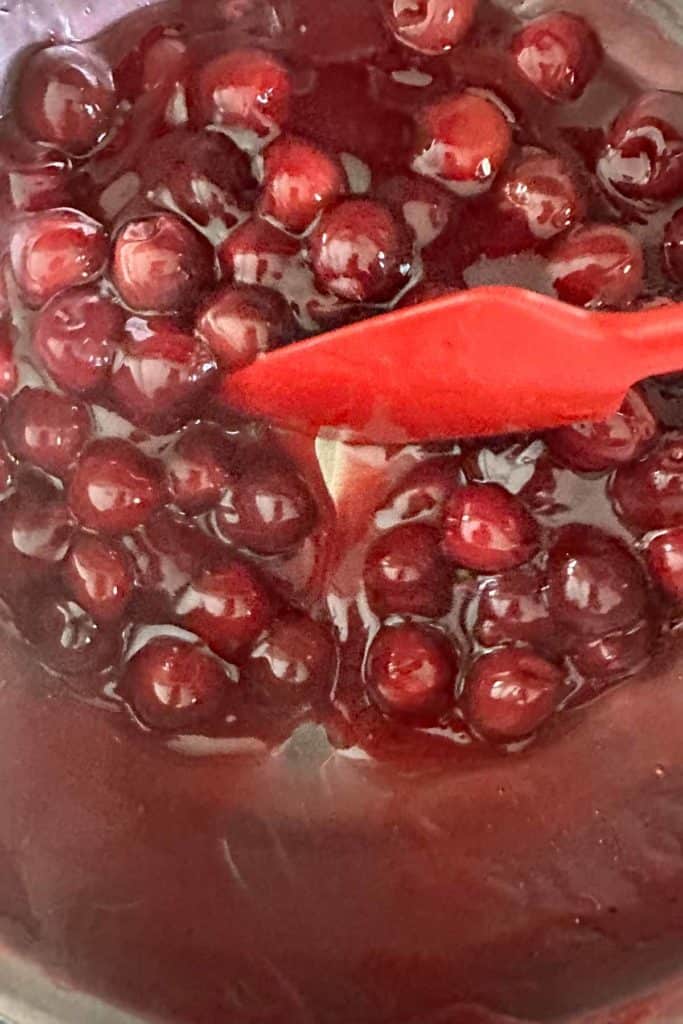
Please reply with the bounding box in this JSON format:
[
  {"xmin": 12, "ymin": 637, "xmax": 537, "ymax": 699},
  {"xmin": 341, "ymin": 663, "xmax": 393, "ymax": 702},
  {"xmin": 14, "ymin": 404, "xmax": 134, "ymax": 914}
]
[{"xmin": 0, "ymin": 0, "xmax": 681, "ymax": 754}]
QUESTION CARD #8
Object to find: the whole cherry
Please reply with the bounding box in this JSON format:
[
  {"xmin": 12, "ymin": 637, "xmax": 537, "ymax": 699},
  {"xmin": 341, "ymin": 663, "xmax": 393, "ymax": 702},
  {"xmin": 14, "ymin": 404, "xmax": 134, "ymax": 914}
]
[
  {"xmin": 442, "ymin": 483, "xmax": 540, "ymax": 573},
  {"xmin": 464, "ymin": 646, "xmax": 563, "ymax": 742}
]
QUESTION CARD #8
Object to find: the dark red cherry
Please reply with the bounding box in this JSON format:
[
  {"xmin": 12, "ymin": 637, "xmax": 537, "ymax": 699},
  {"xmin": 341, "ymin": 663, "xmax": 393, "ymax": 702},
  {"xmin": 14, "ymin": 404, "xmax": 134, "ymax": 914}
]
[
  {"xmin": 364, "ymin": 523, "xmax": 452, "ymax": 618},
  {"xmin": 195, "ymin": 48, "xmax": 291, "ymax": 135},
  {"xmin": 0, "ymin": 320, "xmax": 18, "ymax": 399},
  {"xmin": 195, "ymin": 284, "xmax": 295, "ymax": 372},
  {"xmin": 0, "ymin": 445, "xmax": 15, "ymax": 495},
  {"xmin": 124, "ymin": 637, "xmax": 235, "ymax": 732},
  {"xmin": 611, "ymin": 436, "xmax": 683, "ymax": 531},
  {"xmin": 511, "ymin": 13, "xmax": 601, "ymax": 103},
  {"xmin": 64, "ymin": 532, "xmax": 135, "ymax": 623},
  {"xmin": 414, "ymin": 92, "xmax": 512, "ymax": 193},
  {"xmin": 3, "ymin": 147, "xmax": 71, "ymax": 214},
  {"xmin": 547, "ymin": 525, "xmax": 649, "ymax": 638},
  {"xmin": 464, "ymin": 647, "xmax": 563, "ymax": 742},
  {"xmin": 546, "ymin": 388, "xmax": 657, "ymax": 472},
  {"xmin": 442, "ymin": 483, "xmax": 539, "ymax": 573},
  {"xmin": 378, "ymin": 457, "xmax": 463, "ymax": 524},
  {"xmin": 110, "ymin": 323, "xmax": 218, "ymax": 432},
  {"xmin": 567, "ymin": 619, "xmax": 655, "ymax": 683},
  {"xmin": 167, "ymin": 425, "xmax": 236, "ymax": 514},
  {"xmin": 10, "ymin": 209, "xmax": 108, "ymax": 309},
  {"xmin": 599, "ymin": 92, "xmax": 683, "ymax": 203},
  {"xmin": 218, "ymin": 218, "xmax": 301, "ymax": 289},
  {"xmin": 385, "ymin": 0, "xmax": 478, "ymax": 53},
  {"xmin": 492, "ymin": 148, "xmax": 586, "ymax": 246},
  {"xmin": 260, "ymin": 136, "xmax": 346, "ymax": 233},
  {"xmin": 134, "ymin": 511, "xmax": 222, "ymax": 594},
  {"xmin": 4, "ymin": 388, "xmax": 92, "ymax": 477},
  {"xmin": 68, "ymin": 439, "xmax": 166, "ymax": 535},
  {"xmin": 16, "ymin": 45, "xmax": 116, "ymax": 155},
  {"xmin": 377, "ymin": 174, "xmax": 453, "ymax": 248},
  {"xmin": 648, "ymin": 528, "xmax": 683, "ymax": 601},
  {"xmin": 215, "ymin": 461, "xmax": 316, "ymax": 556},
  {"xmin": 309, "ymin": 199, "xmax": 411, "ymax": 302},
  {"xmin": 177, "ymin": 560, "xmax": 274, "ymax": 660},
  {"xmin": 365, "ymin": 622, "xmax": 458, "ymax": 724},
  {"xmin": 19, "ymin": 588, "xmax": 120, "ymax": 676},
  {"xmin": 664, "ymin": 208, "xmax": 683, "ymax": 284},
  {"xmin": 0, "ymin": 482, "xmax": 73, "ymax": 584},
  {"xmin": 475, "ymin": 566, "xmax": 553, "ymax": 650},
  {"xmin": 244, "ymin": 613, "xmax": 336, "ymax": 705},
  {"xmin": 33, "ymin": 287, "xmax": 123, "ymax": 395},
  {"xmin": 112, "ymin": 214, "xmax": 215, "ymax": 314},
  {"xmin": 548, "ymin": 223, "xmax": 644, "ymax": 308}
]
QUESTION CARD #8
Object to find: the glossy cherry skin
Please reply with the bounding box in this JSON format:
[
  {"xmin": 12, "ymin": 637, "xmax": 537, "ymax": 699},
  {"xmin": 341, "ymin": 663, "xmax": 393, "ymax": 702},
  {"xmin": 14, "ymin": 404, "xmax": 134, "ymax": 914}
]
[
  {"xmin": 244, "ymin": 613, "xmax": 336, "ymax": 707},
  {"xmin": 0, "ymin": 480, "xmax": 73, "ymax": 584},
  {"xmin": 218, "ymin": 217, "xmax": 300, "ymax": 289},
  {"xmin": 364, "ymin": 523, "xmax": 452, "ymax": 618},
  {"xmin": 0, "ymin": 445, "xmax": 15, "ymax": 495},
  {"xmin": 195, "ymin": 284, "xmax": 295, "ymax": 372},
  {"xmin": 309, "ymin": 199, "xmax": 411, "ymax": 303},
  {"xmin": 0, "ymin": 321, "xmax": 18, "ymax": 399},
  {"xmin": 259, "ymin": 136, "xmax": 346, "ymax": 234},
  {"xmin": 377, "ymin": 457, "xmax": 463, "ymax": 525},
  {"xmin": 492, "ymin": 148, "xmax": 586, "ymax": 247},
  {"xmin": 664, "ymin": 208, "xmax": 683, "ymax": 284},
  {"xmin": 177, "ymin": 560, "xmax": 274, "ymax": 660},
  {"xmin": 464, "ymin": 647, "xmax": 563, "ymax": 742},
  {"xmin": 64, "ymin": 532, "xmax": 135, "ymax": 623},
  {"xmin": 599, "ymin": 92, "xmax": 683, "ymax": 203},
  {"xmin": 33, "ymin": 286, "xmax": 124, "ymax": 395},
  {"xmin": 378, "ymin": 174, "xmax": 454, "ymax": 249},
  {"xmin": 546, "ymin": 388, "xmax": 657, "ymax": 472},
  {"xmin": 112, "ymin": 214, "xmax": 215, "ymax": 314},
  {"xmin": 16, "ymin": 45, "xmax": 116, "ymax": 155},
  {"xmin": 124, "ymin": 637, "xmax": 235, "ymax": 732},
  {"xmin": 611, "ymin": 436, "xmax": 683, "ymax": 531},
  {"xmin": 647, "ymin": 528, "xmax": 683, "ymax": 601},
  {"xmin": 567, "ymin": 619, "xmax": 655, "ymax": 684},
  {"xmin": 414, "ymin": 92, "xmax": 512, "ymax": 193},
  {"xmin": 68, "ymin": 439, "xmax": 166, "ymax": 535},
  {"xmin": 475, "ymin": 566, "xmax": 553, "ymax": 650},
  {"xmin": 4, "ymin": 388, "xmax": 92, "ymax": 478},
  {"xmin": 547, "ymin": 525, "xmax": 649, "ymax": 639},
  {"xmin": 110, "ymin": 322, "xmax": 218, "ymax": 433},
  {"xmin": 215, "ymin": 461, "xmax": 317, "ymax": 556},
  {"xmin": 548, "ymin": 223, "xmax": 644, "ymax": 308},
  {"xmin": 442, "ymin": 483, "xmax": 539, "ymax": 573},
  {"xmin": 365, "ymin": 622, "xmax": 458, "ymax": 724},
  {"xmin": 18, "ymin": 588, "xmax": 121, "ymax": 676},
  {"xmin": 384, "ymin": 0, "xmax": 478, "ymax": 54},
  {"xmin": 167, "ymin": 424, "xmax": 236, "ymax": 514},
  {"xmin": 10, "ymin": 209, "xmax": 108, "ymax": 309},
  {"xmin": 195, "ymin": 48, "xmax": 291, "ymax": 136},
  {"xmin": 511, "ymin": 13, "xmax": 601, "ymax": 103},
  {"xmin": 3, "ymin": 146, "xmax": 71, "ymax": 214}
]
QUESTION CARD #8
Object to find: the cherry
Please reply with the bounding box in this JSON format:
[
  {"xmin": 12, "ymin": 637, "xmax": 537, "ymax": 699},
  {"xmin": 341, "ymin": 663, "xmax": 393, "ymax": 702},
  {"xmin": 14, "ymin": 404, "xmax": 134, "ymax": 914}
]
[
  {"xmin": 511, "ymin": 13, "xmax": 601, "ymax": 103},
  {"xmin": 413, "ymin": 92, "xmax": 512, "ymax": 194},
  {"xmin": 464, "ymin": 647, "xmax": 563, "ymax": 742},
  {"xmin": 134, "ymin": 511, "xmax": 222, "ymax": 594},
  {"xmin": 68, "ymin": 439, "xmax": 166, "ymax": 535},
  {"xmin": 384, "ymin": 0, "xmax": 478, "ymax": 54},
  {"xmin": 10, "ymin": 209, "xmax": 108, "ymax": 309},
  {"xmin": 442, "ymin": 483, "xmax": 539, "ymax": 573},
  {"xmin": 475, "ymin": 566, "xmax": 553, "ymax": 650},
  {"xmin": 195, "ymin": 284, "xmax": 295, "ymax": 372},
  {"xmin": 244, "ymin": 612, "xmax": 336, "ymax": 706},
  {"xmin": 215, "ymin": 461, "xmax": 317, "ymax": 556},
  {"xmin": 364, "ymin": 523, "xmax": 452, "ymax": 618},
  {"xmin": 114, "ymin": 26, "xmax": 185, "ymax": 100},
  {"xmin": 664, "ymin": 208, "xmax": 683, "ymax": 284},
  {"xmin": 548, "ymin": 223, "xmax": 644, "ymax": 308},
  {"xmin": 16, "ymin": 45, "xmax": 116, "ymax": 155},
  {"xmin": 492, "ymin": 148, "xmax": 586, "ymax": 247},
  {"xmin": 110, "ymin": 322, "xmax": 218, "ymax": 432},
  {"xmin": 259, "ymin": 136, "xmax": 346, "ymax": 234},
  {"xmin": 195, "ymin": 48, "xmax": 291, "ymax": 136},
  {"xmin": 547, "ymin": 525, "xmax": 649, "ymax": 639},
  {"xmin": 611, "ymin": 436, "xmax": 683, "ymax": 531},
  {"xmin": 33, "ymin": 287, "xmax": 124, "ymax": 395},
  {"xmin": 4, "ymin": 388, "xmax": 92, "ymax": 478},
  {"xmin": 18, "ymin": 588, "xmax": 120, "ymax": 676},
  {"xmin": 64, "ymin": 532, "xmax": 135, "ymax": 623},
  {"xmin": 168, "ymin": 426, "xmax": 237, "ymax": 516},
  {"xmin": 177, "ymin": 559, "xmax": 274, "ymax": 660},
  {"xmin": 567, "ymin": 619, "xmax": 655, "ymax": 684},
  {"xmin": 309, "ymin": 199, "xmax": 411, "ymax": 303},
  {"xmin": 123, "ymin": 637, "xmax": 234, "ymax": 732},
  {"xmin": 599, "ymin": 92, "xmax": 683, "ymax": 203},
  {"xmin": 218, "ymin": 217, "xmax": 301, "ymax": 289},
  {"xmin": 4, "ymin": 147, "xmax": 71, "ymax": 214},
  {"xmin": 0, "ymin": 321, "xmax": 18, "ymax": 399},
  {"xmin": 546, "ymin": 387, "xmax": 657, "ymax": 472},
  {"xmin": 112, "ymin": 214, "xmax": 215, "ymax": 314},
  {"xmin": 0, "ymin": 445, "xmax": 15, "ymax": 495},
  {"xmin": 378, "ymin": 457, "xmax": 462, "ymax": 524},
  {"xmin": 365, "ymin": 622, "xmax": 458, "ymax": 724},
  {"xmin": 647, "ymin": 528, "xmax": 683, "ymax": 601},
  {"xmin": 0, "ymin": 481, "xmax": 73, "ymax": 584},
  {"xmin": 377, "ymin": 174, "xmax": 453, "ymax": 248}
]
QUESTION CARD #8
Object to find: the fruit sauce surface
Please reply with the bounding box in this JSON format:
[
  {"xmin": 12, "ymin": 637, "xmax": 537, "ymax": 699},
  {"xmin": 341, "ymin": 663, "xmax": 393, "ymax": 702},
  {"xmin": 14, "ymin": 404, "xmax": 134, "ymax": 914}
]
[{"xmin": 1, "ymin": 1, "xmax": 683, "ymax": 1022}]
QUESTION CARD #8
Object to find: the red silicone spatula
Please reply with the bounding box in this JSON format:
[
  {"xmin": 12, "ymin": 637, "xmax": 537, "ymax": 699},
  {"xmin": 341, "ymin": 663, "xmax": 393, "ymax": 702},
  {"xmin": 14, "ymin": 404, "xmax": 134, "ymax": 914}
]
[{"xmin": 222, "ymin": 286, "xmax": 683, "ymax": 444}]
